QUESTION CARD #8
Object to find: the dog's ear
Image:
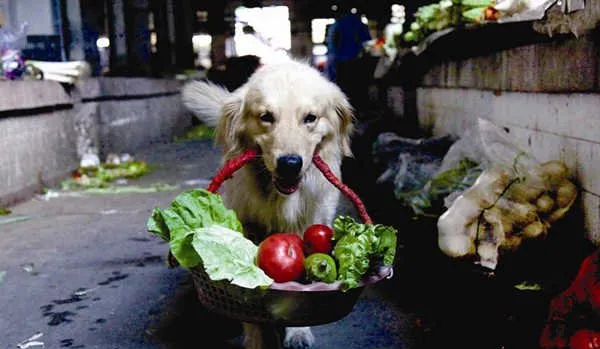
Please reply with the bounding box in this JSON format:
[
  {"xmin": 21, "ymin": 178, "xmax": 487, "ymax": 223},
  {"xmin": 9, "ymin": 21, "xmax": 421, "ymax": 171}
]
[
  {"xmin": 333, "ymin": 92, "xmax": 355, "ymax": 157},
  {"xmin": 216, "ymin": 96, "xmax": 246, "ymax": 156}
]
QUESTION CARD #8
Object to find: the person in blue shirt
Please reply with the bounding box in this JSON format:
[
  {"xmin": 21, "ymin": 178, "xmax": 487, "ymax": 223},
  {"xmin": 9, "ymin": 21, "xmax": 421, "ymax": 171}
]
[{"xmin": 326, "ymin": 4, "xmax": 372, "ymax": 111}]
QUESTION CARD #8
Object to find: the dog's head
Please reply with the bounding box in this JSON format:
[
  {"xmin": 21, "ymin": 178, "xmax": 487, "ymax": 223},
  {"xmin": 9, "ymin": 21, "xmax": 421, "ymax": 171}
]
[{"xmin": 217, "ymin": 59, "xmax": 354, "ymax": 195}]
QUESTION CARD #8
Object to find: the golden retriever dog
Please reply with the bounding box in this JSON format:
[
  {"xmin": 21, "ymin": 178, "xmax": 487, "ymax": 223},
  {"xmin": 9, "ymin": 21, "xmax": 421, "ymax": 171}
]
[{"xmin": 181, "ymin": 59, "xmax": 354, "ymax": 349}]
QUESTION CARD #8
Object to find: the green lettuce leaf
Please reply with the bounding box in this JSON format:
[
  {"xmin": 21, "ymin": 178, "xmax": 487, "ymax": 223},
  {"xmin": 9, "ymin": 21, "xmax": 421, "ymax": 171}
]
[
  {"xmin": 332, "ymin": 216, "xmax": 398, "ymax": 290},
  {"xmin": 334, "ymin": 234, "xmax": 375, "ymax": 290},
  {"xmin": 146, "ymin": 188, "xmax": 243, "ymax": 268},
  {"xmin": 375, "ymin": 226, "xmax": 397, "ymax": 266},
  {"xmin": 191, "ymin": 225, "xmax": 273, "ymax": 289}
]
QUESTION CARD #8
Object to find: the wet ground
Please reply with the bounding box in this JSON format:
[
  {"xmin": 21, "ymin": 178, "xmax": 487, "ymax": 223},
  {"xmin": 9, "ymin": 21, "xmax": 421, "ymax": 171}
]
[{"xmin": 0, "ymin": 131, "xmax": 595, "ymax": 349}]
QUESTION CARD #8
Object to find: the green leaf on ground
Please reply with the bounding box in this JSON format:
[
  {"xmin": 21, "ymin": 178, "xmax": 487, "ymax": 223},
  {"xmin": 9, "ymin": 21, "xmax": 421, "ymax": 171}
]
[
  {"xmin": 0, "ymin": 207, "xmax": 11, "ymax": 215},
  {"xmin": 62, "ymin": 160, "xmax": 151, "ymax": 190},
  {"xmin": 175, "ymin": 125, "xmax": 216, "ymax": 142},
  {"xmin": 514, "ymin": 281, "xmax": 542, "ymax": 291}
]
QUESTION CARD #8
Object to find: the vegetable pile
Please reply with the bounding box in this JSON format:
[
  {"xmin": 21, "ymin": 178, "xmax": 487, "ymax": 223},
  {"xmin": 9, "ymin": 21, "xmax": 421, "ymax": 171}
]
[
  {"xmin": 437, "ymin": 158, "xmax": 578, "ymax": 270},
  {"xmin": 62, "ymin": 156, "xmax": 150, "ymax": 190},
  {"xmin": 401, "ymin": 0, "xmax": 498, "ymax": 47},
  {"xmin": 147, "ymin": 187, "xmax": 397, "ymax": 291}
]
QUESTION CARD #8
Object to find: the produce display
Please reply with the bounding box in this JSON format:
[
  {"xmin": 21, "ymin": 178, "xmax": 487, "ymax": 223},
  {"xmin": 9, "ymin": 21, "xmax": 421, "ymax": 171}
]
[
  {"xmin": 400, "ymin": 0, "xmax": 557, "ymax": 50},
  {"xmin": 437, "ymin": 158, "xmax": 578, "ymax": 269},
  {"xmin": 402, "ymin": 0, "xmax": 497, "ymax": 47}
]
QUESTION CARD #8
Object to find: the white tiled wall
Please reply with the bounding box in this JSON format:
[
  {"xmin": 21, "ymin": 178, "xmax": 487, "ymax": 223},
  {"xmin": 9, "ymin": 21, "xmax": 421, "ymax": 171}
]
[{"xmin": 417, "ymin": 87, "xmax": 600, "ymax": 243}]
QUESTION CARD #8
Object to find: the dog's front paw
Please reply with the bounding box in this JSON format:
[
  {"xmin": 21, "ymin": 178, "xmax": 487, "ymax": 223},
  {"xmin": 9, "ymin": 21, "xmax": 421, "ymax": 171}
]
[{"xmin": 284, "ymin": 327, "xmax": 315, "ymax": 349}]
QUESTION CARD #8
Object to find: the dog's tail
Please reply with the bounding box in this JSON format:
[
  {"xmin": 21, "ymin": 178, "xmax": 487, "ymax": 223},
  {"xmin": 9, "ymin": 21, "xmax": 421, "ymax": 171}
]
[{"xmin": 181, "ymin": 80, "xmax": 230, "ymax": 128}]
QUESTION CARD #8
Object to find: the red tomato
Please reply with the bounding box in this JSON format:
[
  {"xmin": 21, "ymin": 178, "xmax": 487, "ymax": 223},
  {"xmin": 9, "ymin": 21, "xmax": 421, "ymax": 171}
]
[
  {"xmin": 570, "ymin": 329, "xmax": 600, "ymax": 349},
  {"xmin": 257, "ymin": 233, "xmax": 305, "ymax": 282},
  {"xmin": 303, "ymin": 224, "xmax": 334, "ymax": 255}
]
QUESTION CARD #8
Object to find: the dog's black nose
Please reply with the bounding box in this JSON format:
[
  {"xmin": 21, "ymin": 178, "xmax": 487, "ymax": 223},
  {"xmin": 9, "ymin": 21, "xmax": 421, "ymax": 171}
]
[{"xmin": 276, "ymin": 155, "xmax": 303, "ymax": 177}]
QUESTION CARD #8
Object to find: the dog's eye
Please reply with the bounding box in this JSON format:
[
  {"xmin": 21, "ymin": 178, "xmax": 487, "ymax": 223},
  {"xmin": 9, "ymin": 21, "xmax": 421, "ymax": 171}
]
[
  {"xmin": 303, "ymin": 114, "xmax": 317, "ymax": 124},
  {"xmin": 259, "ymin": 112, "xmax": 274, "ymax": 123}
]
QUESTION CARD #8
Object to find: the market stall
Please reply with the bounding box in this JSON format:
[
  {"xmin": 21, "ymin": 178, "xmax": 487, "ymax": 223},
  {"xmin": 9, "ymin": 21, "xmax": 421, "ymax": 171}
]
[{"xmin": 343, "ymin": 0, "xmax": 600, "ymax": 347}]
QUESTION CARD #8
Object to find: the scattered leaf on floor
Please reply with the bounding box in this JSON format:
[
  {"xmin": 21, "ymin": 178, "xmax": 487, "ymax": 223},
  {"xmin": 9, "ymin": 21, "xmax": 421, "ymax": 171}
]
[
  {"xmin": 514, "ymin": 281, "xmax": 542, "ymax": 291},
  {"xmin": 175, "ymin": 125, "xmax": 215, "ymax": 141}
]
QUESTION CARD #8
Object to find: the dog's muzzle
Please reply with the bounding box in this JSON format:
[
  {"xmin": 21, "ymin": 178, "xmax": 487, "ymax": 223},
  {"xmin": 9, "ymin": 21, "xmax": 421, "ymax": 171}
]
[{"xmin": 274, "ymin": 154, "xmax": 302, "ymax": 195}]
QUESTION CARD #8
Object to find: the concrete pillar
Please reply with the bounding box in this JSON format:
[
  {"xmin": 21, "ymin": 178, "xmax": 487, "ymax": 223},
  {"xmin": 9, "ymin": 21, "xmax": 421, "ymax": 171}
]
[
  {"xmin": 289, "ymin": 2, "xmax": 312, "ymax": 61},
  {"xmin": 162, "ymin": 0, "xmax": 176, "ymax": 67},
  {"xmin": 207, "ymin": 0, "xmax": 227, "ymax": 67},
  {"xmin": 172, "ymin": 0, "xmax": 194, "ymax": 70},
  {"xmin": 51, "ymin": 0, "xmax": 68, "ymax": 60},
  {"xmin": 79, "ymin": 0, "xmax": 105, "ymax": 75},
  {"xmin": 148, "ymin": 0, "xmax": 175, "ymax": 74},
  {"xmin": 108, "ymin": 0, "xmax": 128, "ymax": 71},
  {"xmin": 65, "ymin": 0, "xmax": 85, "ymax": 61},
  {"xmin": 124, "ymin": 0, "xmax": 151, "ymax": 75}
]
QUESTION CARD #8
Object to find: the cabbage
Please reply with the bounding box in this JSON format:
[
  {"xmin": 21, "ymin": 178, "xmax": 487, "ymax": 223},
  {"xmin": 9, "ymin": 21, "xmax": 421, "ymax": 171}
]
[{"xmin": 147, "ymin": 188, "xmax": 272, "ymax": 288}]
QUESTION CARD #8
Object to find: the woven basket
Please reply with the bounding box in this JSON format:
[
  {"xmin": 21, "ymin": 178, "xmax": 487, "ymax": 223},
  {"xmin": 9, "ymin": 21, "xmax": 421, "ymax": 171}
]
[
  {"xmin": 191, "ymin": 265, "xmax": 392, "ymax": 326},
  {"xmin": 192, "ymin": 150, "xmax": 394, "ymax": 326}
]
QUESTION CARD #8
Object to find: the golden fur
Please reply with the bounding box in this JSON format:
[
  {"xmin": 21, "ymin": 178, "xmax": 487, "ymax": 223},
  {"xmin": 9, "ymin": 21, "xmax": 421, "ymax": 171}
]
[{"xmin": 181, "ymin": 59, "xmax": 354, "ymax": 349}]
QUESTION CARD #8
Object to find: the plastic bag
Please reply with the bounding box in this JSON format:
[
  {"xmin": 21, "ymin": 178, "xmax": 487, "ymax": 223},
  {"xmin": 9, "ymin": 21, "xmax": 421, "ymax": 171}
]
[
  {"xmin": 437, "ymin": 119, "xmax": 578, "ymax": 270},
  {"xmin": 0, "ymin": 22, "xmax": 28, "ymax": 80},
  {"xmin": 372, "ymin": 132, "xmax": 455, "ymax": 212}
]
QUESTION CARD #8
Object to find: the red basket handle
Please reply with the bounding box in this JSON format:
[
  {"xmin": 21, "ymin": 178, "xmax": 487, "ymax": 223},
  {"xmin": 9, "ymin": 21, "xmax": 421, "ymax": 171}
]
[{"xmin": 206, "ymin": 149, "xmax": 372, "ymax": 224}]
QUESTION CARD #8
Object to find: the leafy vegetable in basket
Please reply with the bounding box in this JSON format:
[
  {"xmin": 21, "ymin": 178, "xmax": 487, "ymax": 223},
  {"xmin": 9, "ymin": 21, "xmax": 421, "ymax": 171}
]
[
  {"xmin": 332, "ymin": 216, "xmax": 398, "ymax": 290},
  {"xmin": 147, "ymin": 188, "xmax": 273, "ymax": 288},
  {"xmin": 192, "ymin": 225, "xmax": 273, "ymax": 288}
]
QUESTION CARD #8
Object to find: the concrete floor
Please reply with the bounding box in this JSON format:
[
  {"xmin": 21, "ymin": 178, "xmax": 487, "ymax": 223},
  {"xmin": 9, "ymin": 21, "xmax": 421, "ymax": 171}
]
[{"xmin": 0, "ymin": 139, "xmax": 415, "ymax": 349}]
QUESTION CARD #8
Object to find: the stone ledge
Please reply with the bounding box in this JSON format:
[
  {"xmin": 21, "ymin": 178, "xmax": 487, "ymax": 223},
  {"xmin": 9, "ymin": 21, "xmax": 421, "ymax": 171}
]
[
  {"xmin": 77, "ymin": 77, "xmax": 183, "ymax": 100},
  {"xmin": 0, "ymin": 80, "xmax": 73, "ymax": 112}
]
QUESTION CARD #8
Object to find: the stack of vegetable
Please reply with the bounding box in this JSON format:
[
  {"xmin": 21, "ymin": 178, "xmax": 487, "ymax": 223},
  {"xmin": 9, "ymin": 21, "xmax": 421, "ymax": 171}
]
[
  {"xmin": 401, "ymin": 0, "xmax": 499, "ymax": 47},
  {"xmin": 147, "ymin": 188, "xmax": 397, "ymax": 291},
  {"xmin": 437, "ymin": 159, "xmax": 578, "ymax": 269}
]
